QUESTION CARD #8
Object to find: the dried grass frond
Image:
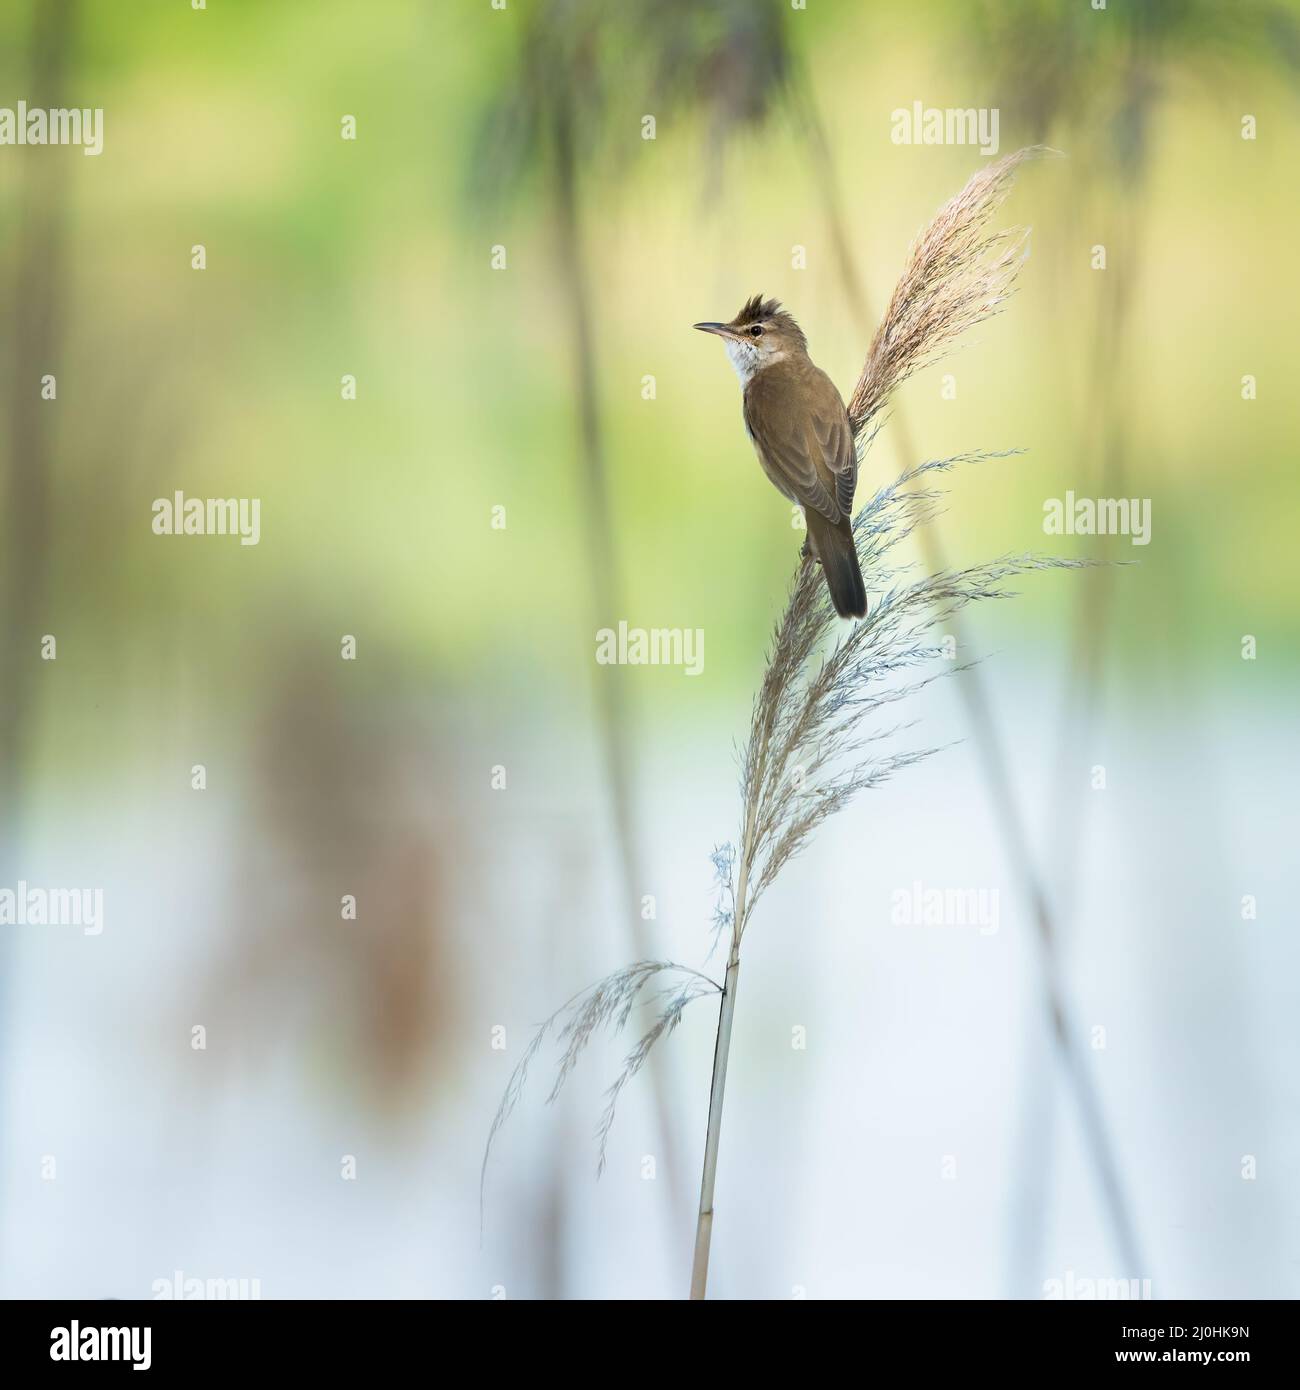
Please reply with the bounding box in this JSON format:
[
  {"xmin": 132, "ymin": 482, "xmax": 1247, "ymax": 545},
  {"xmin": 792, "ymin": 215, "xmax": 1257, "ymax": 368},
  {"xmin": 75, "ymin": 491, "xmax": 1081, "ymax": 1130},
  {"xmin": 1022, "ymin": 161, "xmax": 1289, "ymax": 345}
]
[
  {"xmin": 707, "ymin": 843, "xmax": 737, "ymax": 959},
  {"xmin": 736, "ymin": 450, "xmax": 1100, "ymax": 936},
  {"xmin": 481, "ymin": 960, "xmax": 720, "ymax": 1207},
  {"xmin": 595, "ymin": 976, "xmax": 717, "ymax": 1174},
  {"xmin": 847, "ymin": 147, "xmax": 1055, "ymax": 439}
]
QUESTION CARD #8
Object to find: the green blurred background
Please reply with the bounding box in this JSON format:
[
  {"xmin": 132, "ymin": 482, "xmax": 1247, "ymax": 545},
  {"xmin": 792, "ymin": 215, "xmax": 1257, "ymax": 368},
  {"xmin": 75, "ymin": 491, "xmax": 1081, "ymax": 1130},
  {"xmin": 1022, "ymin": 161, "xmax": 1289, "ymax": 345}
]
[{"xmin": 3, "ymin": 1, "xmax": 1296, "ymax": 720}]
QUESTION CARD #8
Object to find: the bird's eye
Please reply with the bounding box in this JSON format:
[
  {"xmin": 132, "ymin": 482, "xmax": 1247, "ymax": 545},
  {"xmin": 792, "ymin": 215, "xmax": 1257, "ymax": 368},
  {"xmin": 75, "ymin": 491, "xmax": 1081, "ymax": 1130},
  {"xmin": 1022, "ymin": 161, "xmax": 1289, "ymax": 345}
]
[{"xmin": 749, "ymin": 325, "xmax": 764, "ymax": 338}]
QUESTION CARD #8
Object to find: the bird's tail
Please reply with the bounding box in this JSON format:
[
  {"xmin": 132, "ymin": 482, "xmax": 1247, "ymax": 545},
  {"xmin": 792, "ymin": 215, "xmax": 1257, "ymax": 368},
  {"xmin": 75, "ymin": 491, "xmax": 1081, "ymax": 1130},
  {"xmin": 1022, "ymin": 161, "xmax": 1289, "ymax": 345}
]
[{"xmin": 809, "ymin": 512, "xmax": 867, "ymax": 619}]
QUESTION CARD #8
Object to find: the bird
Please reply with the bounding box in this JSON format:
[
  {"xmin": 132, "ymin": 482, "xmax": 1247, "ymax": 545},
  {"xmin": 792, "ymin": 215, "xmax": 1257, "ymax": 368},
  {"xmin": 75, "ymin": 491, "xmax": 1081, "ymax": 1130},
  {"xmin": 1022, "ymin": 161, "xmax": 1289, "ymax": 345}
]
[{"xmin": 694, "ymin": 295, "xmax": 866, "ymax": 619}]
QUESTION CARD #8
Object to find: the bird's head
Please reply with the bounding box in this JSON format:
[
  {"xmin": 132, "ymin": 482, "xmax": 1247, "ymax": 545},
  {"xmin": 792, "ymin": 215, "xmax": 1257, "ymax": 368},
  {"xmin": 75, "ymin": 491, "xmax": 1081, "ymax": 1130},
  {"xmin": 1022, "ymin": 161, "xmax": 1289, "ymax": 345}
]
[{"xmin": 694, "ymin": 294, "xmax": 808, "ymax": 385}]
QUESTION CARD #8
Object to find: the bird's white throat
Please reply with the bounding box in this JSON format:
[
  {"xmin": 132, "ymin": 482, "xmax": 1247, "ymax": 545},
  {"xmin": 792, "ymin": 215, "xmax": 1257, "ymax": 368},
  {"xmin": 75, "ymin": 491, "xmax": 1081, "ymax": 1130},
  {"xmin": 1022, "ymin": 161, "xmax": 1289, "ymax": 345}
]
[
  {"xmin": 722, "ymin": 341, "xmax": 773, "ymax": 391},
  {"xmin": 724, "ymin": 338, "xmax": 787, "ymax": 386}
]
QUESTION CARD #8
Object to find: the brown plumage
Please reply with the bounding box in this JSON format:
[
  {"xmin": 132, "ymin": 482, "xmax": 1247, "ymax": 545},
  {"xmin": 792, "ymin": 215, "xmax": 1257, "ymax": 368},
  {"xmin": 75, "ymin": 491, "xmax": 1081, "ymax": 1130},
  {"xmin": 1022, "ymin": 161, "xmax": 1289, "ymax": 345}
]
[{"xmin": 694, "ymin": 296, "xmax": 866, "ymax": 618}]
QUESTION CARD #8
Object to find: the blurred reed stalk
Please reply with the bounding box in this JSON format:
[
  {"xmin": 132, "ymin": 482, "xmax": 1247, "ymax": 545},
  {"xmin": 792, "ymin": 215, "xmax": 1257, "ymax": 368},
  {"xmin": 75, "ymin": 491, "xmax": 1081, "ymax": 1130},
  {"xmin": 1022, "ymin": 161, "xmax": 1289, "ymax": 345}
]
[
  {"xmin": 0, "ymin": 0, "xmax": 76, "ymax": 854},
  {"xmin": 1013, "ymin": 168, "xmax": 1148, "ymax": 1290},
  {"xmin": 1039, "ymin": 13, "xmax": 1154, "ymax": 937},
  {"xmin": 485, "ymin": 151, "xmax": 1097, "ymax": 1299},
  {"xmin": 1005, "ymin": 28, "xmax": 1158, "ymax": 1289},
  {"xmin": 796, "ymin": 94, "xmax": 1149, "ymax": 1285},
  {"xmin": 0, "ymin": 0, "xmax": 78, "ymax": 1260},
  {"xmin": 547, "ymin": 86, "xmax": 646, "ymax": 1024},
  {"xmin": 962, "ymin": 0, "xmax": 1300, "ymax": 1288},
  {"xmin": 972, "ymin": 4, "xmax": 1159, "ymax": 1288},
  {"xmin": 476, "ymin": 3, "xmax": 685, "ymax": 1222},
  {"xmin": 979, "ymin": 12, "xmax": 1156, "ymax": 1294}
]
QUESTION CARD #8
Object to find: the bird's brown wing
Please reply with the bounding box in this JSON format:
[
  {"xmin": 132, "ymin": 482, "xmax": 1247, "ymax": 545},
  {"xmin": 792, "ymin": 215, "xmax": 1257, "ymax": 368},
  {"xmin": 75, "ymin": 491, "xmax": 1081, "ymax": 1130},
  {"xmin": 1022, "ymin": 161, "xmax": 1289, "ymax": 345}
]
[{"xmin": 744, "ymin": 364, "xmax": 857, "ymax": 522}]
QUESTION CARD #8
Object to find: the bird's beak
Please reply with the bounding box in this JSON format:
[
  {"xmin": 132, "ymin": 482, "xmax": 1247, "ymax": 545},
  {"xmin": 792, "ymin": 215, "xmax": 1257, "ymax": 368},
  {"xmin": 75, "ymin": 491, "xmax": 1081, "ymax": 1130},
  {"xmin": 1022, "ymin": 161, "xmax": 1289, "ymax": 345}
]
[{"xmin": 693, "ymin": 321, "xmax": 737, "ymax": 340}]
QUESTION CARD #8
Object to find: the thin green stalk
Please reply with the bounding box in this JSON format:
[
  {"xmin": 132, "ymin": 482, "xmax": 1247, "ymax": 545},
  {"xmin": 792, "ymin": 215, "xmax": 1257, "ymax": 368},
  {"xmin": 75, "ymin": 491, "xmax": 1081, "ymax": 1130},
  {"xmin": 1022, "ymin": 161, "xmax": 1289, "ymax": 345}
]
[
  {"xmin": 690, "ymin": 942, "xmax": 741, "ymax": 1300},
  {"xmin": 691, "ymin": 738, "xmax": 764, "ymax": 1300}
]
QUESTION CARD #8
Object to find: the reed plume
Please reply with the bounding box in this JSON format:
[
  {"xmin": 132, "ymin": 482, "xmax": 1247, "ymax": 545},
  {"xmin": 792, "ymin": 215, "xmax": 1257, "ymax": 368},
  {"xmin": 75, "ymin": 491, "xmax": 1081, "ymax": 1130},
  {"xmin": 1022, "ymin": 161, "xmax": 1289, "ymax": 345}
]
[
  {"xmin": 483, "ymin": 149, "xmax": 1093, "ymax": 1298},
  {"xmin": 847, "ymin": 146, "xmax": 1045, "ymax": 435}
]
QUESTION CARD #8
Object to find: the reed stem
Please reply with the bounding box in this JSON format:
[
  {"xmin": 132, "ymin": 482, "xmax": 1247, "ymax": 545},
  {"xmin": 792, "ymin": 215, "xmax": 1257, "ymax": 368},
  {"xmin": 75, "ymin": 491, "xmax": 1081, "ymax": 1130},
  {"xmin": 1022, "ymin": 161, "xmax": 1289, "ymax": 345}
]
[{"xmin": 690, "ymin": 950, "xmax": 740, "ymax": 1300}]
